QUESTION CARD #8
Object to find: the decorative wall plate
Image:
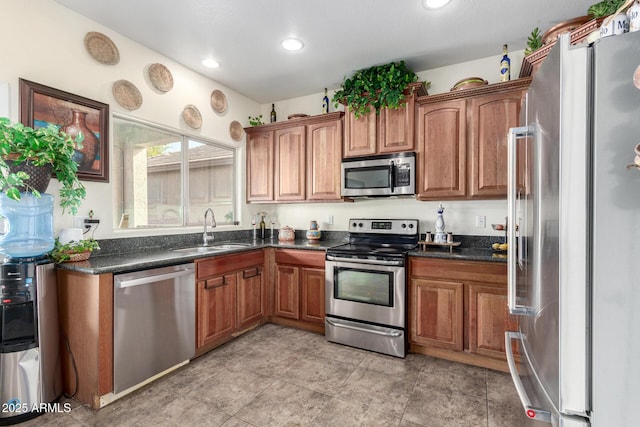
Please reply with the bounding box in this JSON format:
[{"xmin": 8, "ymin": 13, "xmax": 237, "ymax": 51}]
[
  {"xmin": 182, "ymin": 104, "xmax": 202, "ymax": 129},
  {"xmin": 148, "ymin": 63, "xmax": 173, "ymax": 92},
  {"xmin": 84, "ymin": 32, "xmax": 120, "ymax": 65},
  {"xmin": 112, "ymin": 80, "xmax": 143, "ymax": 110},
  {"xmin": 229, "ymin": 120, "xmax": 244, "ymax": 141},
  {"xmin": 210, "ymin": 89, "xmax": 227, "ymax": 113}
]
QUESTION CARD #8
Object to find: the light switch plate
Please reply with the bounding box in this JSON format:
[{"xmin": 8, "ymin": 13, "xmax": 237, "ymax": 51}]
[{"xmin": 476, "ymin": 215, "xmax": 486, "ymax": 228}]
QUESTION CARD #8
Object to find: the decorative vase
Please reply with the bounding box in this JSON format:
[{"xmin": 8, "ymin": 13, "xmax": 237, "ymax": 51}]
[
  {"xmin": 278, "ymin": 225, "xmax": 295, "ymax": 242},
  {"xmin": 61, "ymin": 110, "xmax": 100, "ymax": 171},
  {"xmin": 434, "ymin": 203, "xmax": 446, "ymax": 243},
  {"xmin": 3, "ymin": 156, "xmax": 53, "ymax": 193},
  {"xmin": 306, "ymin": 220, "xmax": 321, "ymax": 241}
]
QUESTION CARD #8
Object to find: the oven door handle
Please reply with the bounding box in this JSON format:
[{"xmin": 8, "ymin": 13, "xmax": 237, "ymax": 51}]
[
  {"xmin": 326, "ymin": 255, "xmax": 404, "ymax": 266},
  {"xmin": 326, "ymin": 318, "xmax": 403, "ymax": 337}
]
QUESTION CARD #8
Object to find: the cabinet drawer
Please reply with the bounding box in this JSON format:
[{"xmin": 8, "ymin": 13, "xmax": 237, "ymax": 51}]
[
  {"xmin": 410, "ymin": 257, "xmax": 506, "ymax": 284},
  {"xmin": 196, "ymin": 250, "xmax": 264, "ymax": 280},
  {"xmin": 274, "ymin": 249, "xmax": 325, "ymax": 268}
]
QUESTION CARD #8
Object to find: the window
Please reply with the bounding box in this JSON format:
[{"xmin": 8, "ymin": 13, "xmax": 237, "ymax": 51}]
[{"xmin": 113, "ymin": 116, "xmax": 236, "ymax": 229}]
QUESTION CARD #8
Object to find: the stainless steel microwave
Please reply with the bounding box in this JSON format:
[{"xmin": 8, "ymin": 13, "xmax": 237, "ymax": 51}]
[{"xmin": 341, "ymin": 152, "xmax": 416, "ymax": 197}]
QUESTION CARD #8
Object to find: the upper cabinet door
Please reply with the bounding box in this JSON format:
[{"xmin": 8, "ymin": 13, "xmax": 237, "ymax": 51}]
[
  {"xmin": 379, "ymin": 93, "xmax": 415, "ymax": 154},
  {"xmin": 469, "ymin": 90, "xmax": 525, "ymax": 198},
  {"xmin": 307, "ymin": 118, "xmax": 342, "ymax": 201},
  {"xmin": 246, "ymin": 131, "xmax": 274, "ymax": 202},
  {"xmin": 416, "ymin": 99, "xmax": 467, "ymax": 199},
  {"xmin": 343, "ymin": 107, "xmax": 377, "ymax": 157},
  {"xmin": 275, "ymin": 125, "xmax": 306, "ymax": 201}
]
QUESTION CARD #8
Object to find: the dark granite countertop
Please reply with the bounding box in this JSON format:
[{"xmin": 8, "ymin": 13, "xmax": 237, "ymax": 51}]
[
  {"xmin": 56, "ymin": 231, "xmax": 506, "ymax": 275},
  {"xmin": 408, "ymin": 247, "xmax": 507, "ymax": 263},
  {"xmin": 57, "ymin": 238, "xmax": 340, "ymax": 275}
]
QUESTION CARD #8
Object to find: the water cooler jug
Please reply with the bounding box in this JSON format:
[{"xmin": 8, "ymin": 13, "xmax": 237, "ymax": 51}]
[{"xmin": 0, "ymin": 259, "xmax": 62, "ymax": 424}]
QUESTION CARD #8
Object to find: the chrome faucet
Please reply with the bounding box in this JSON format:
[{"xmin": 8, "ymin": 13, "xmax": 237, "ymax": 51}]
[{"xmin": 203, "ymin": 208, "xmax": 216, "ymax": 246}]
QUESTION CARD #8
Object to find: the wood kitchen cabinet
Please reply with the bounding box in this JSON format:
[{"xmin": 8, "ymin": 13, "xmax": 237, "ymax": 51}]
[
  {"xmin": 468, "ymin": 282, "xmax": 519, "ymax": 359},
  {"xmin": 415, "ymin": 99, "xmax": 467, "ymax": 198},
  {"xmin": 196, "ymin": 250, "xmax": 265, "ymax": 353},
  {"xmin": 416, "ymin": 78, "xmax": 531, "ymax": 200},
  {"xmin": 275, "ymin": 125, "xmax": 306, "ymax": 201},
  {"xmin": 246, "ymin": 130, "xmax": 274, "ymax": 201},
  {"xmin": 245, "ymin": 112, "xmax": 344, "ymax": 203},
  {"xmin": 343, "ymin": 82, "xmax": 427, "ymax": 158},
  {"xmin": 273, "ymin": 249, "xmax": 325, "ymax": 332},
  {"xmin": 197, "ymin": 272, "xmax": 236, "ymax": 348},
  {"xmin": 410, "ymin": 277, "xmax": 464, "ymax": 351},
  {"xmin": 409, "ymin": 256, "xmax": 516, "ymax": 372}
]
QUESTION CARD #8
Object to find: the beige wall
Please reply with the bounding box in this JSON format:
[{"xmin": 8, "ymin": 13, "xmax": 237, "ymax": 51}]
[
  {"xmin": 0, "ymin": 0, "xmax": 259, "ymax": 238},
  {"xmin": 2, "ymin": 0, "xmax": 524, "ymax": 239}
]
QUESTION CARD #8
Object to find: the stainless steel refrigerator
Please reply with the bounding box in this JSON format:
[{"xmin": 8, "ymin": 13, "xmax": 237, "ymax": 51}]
[{"xmin": 506, "ymin": 30, "xmax": 640, "ymax": 426}]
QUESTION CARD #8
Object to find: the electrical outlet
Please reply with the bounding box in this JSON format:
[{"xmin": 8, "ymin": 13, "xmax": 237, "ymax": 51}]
[
  {"xmin": 476, "ymin": 215, "xmax": 486, "ymax": 228},
  {"xmin": 326, "ymin": 215, "xmax": 334, "ymax": 225}
]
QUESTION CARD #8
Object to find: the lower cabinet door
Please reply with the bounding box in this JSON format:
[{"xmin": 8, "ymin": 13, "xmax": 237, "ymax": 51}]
[
  {"xmin": 300, "ymin": 267, "xmax": 325, "ymax": 324},
  {"xmin": 197, "ymin": 273, "xmax": 237, "ymax": 349},
  {"xmin": 275, "ymin": 265, "xmax": 300, "ymax": 319},
  {"xmin": 237, "ymin": 266, "xmax": 264, "ymax": 329},
  {"xmin": 468, "ymin": 283, "xmax": 519, "ymax": 358},
  {"xmin": 410, "ymin": 278, "xmax": 464, "ymax": 351}
]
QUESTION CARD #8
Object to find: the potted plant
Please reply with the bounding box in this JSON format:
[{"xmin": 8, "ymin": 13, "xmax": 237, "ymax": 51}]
[
  {"xmin": 332, "ymin": 60, "xmax": 429, "ymax": 118},
  {"xmin": 0, "ymin": 117, "xmax": 86, "ymax": 215},
  {"xmin": 49, "ymin": 237, "xmax": 99, "ymax": 263},
  {"xmin": 588, "ymin": 0, "xmax": 626, "ymax": 18},
  {"xmin": 524, "ymin": 28, "xmax": 543, "ymax": 56}
]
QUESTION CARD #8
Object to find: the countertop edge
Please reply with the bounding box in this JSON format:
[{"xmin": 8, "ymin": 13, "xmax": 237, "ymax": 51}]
[{"xmin": 57, "ymin": 240, "xmax": 506, "ymax": 275}]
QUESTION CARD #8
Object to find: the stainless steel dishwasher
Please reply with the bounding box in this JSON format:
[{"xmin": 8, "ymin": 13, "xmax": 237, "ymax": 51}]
[{"xmin": 113, "ymin": 263, "xmax": 195, "ymax": 394}]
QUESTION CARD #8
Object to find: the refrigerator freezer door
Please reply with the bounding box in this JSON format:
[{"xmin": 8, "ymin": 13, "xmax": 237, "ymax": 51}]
[
  {"xmin": 507, "ymin": 33, "xmax": 590, "ymax": 423},
  {"xmin": 590, "ymin": 30, "xmax": 640, "ymax": 426}
]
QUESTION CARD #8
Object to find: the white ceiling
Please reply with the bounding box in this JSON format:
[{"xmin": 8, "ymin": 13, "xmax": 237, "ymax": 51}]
[{"xmin": 55, "ymin": 0, "xmax": 595, "ymax": 103}]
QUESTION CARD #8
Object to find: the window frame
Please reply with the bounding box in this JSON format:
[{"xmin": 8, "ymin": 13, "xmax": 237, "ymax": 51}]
[{"xmin": 112, "ymin": 113, "xmax": 237, "ymax": 230}]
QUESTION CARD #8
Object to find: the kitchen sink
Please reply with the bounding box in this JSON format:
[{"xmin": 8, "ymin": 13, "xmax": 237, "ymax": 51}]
[
  {"xmin": 171, "ymin": 243, "xmax": 252, "ymax": 254},
  {"xmin": 207, "ymin": 243, "xmax": 252, "ymax": 249}
]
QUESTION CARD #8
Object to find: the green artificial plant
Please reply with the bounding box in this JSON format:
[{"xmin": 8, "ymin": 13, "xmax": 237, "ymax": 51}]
[
  {"xmin": 333, "ymin": 61, "xmax": 426, "ymax": 118},
  {"xmin": 588, "ymin": 0, "xmax": 626, "ymax": 17},
  {"xmin": 524, "ymin": 28, "xmax": 543, "ymax": 56},
  {"xmin": 49, "ymin": 237, "xmax": 99, "ymax": 263},
  {"xmin": 0, "ymin": 117, "xmax": 86, "ymax": 215},
  {"xmin": 248, "ymin": 115, "xmax": 264, "ymax": 126}
]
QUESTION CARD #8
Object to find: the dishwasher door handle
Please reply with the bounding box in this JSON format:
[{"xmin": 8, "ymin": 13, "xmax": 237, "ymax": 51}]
[{"xmin": 116, "ymin": 268, "xmax": 194, "ymax": 288}]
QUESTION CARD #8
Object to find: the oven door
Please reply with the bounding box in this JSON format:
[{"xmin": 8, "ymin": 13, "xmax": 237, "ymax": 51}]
[{"xmin": 325, "ymin": 257, "xmax": 405, "ymax": 328}]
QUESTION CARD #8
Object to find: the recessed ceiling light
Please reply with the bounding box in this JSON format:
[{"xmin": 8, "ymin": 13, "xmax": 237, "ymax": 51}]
[
  {"xmin": 423, "ymin": 0, "xmax": 451, "ymax": 9},
  {"xmin": 281, "ymin": 38, "xmax": 304, "ymax": 51},
  {"xmin": 202, "ymin": 58, "xmax": 220, "ymax": 68}
]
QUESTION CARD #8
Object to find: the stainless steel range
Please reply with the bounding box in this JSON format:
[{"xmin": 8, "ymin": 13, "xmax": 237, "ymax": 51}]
[{"xmin": 325, "ymin": 218, "xmax": 418, "ymax": 358}]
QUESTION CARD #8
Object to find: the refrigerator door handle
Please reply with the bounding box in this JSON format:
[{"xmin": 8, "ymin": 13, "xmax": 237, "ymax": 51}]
[
  {"xmin": 505, "ymin": 331, "xmax": 552, "ymax": 424},
  {"xmin": 507, "ymin": 126, "xmax": 533, "ymax": 315}
]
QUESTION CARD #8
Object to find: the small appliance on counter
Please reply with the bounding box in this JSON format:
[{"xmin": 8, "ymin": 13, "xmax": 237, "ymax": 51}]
[{"xmin": 325, "ymin": 218, "xmax": 418, "ymax": 358}]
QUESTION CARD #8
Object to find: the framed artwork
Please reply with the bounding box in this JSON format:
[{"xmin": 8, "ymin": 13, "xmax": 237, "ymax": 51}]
[{"xmin": 19, "ymin": 78, "xmax": 109, "ymax": 183}]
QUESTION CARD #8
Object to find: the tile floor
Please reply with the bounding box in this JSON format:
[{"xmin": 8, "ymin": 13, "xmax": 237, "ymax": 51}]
[{"xmin": 20, "ymin": 324, "xmax": 528, "ymax": 426}]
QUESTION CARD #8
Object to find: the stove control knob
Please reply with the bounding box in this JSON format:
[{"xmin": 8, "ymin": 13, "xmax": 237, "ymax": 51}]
[
  {"xmin": 352, "ymin": 222, "xmax": 357, "ymax": 228},
  {"xmin": 401, "ymin": 223, "xmax": 406, "ymax": 228},
  {"xmin": 408, "ymin": 223, "xmax": 414, "ymax": 229},
  {"xmin": 358, "ymin": 222, "xmax": 363, "ymax": 228}
]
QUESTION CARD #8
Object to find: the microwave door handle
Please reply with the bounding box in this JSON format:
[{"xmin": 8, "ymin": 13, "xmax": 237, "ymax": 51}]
[{"xmin": 389, "ymin": 161, "xmax": 395, "ymax": 192}]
